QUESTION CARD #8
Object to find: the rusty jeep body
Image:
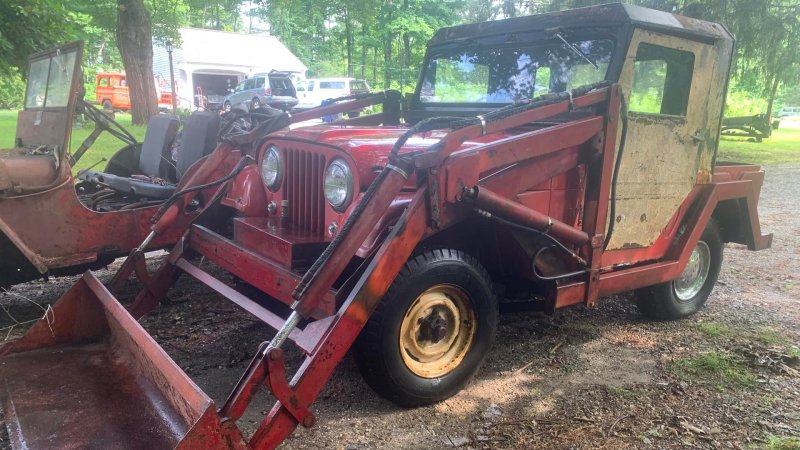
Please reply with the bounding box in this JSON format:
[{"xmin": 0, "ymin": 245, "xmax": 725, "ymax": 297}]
[
  {"xmin": 0, "ymin": 42, "xmax": 295, "ymax": 287},
  {"xmin": 0, "ymin": 4, "xmax": 771, "ymax": 449}
]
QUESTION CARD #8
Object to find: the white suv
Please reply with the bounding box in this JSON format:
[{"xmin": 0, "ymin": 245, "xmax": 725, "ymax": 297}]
[{"xmin": 295, "ymin": 78, "xmax": 370, "ymax": 112}]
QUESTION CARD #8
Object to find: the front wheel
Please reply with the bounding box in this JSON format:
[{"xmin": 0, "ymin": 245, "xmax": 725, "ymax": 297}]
[
  {"xmin": 634, "ymin": 219, "xmax": 723, "ymax": 320},
  {"xmin": 252, "ymin": 97, "xmax": 261, "ymax": 110},
  {"xmin": 223, "ymin": 101, "xmax": 232, "ymax": 113},
  {"xmin": 354, "ymin": 249, "xmax": 498, "ymax": 407}
]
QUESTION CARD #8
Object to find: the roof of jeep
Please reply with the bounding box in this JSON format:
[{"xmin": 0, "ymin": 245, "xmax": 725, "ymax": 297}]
[{"xmin": 428, "ymin": 3, "xmax": 732, "ymax": 46}]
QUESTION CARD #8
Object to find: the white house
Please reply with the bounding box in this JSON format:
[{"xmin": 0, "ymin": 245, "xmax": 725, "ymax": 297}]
[{"xmin": 153, "ymin": 28, "xmax": 307, "ymax": 109}]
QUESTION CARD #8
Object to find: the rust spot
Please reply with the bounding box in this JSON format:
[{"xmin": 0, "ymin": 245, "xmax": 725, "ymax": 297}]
[
  {"xmin": 640, "ymin": 213, "xmax": 647, "ymax": 222},
  {"xmin": 616, "ymin": 215, "xmax": 622, "ymax": 223}
]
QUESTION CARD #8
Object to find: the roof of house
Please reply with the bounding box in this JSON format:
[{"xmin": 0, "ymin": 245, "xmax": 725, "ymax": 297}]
[{"xmin": 174, "ymin": 28, "xmax": 307, "ymax": 74}]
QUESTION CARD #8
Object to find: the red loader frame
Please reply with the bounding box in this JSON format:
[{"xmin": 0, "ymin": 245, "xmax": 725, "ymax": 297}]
[{"xmin": 0, "ymin": 83, "xmax": 770, "ymax": 449}]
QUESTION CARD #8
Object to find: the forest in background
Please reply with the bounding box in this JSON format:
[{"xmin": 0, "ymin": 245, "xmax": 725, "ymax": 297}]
[{"xmin": 1, "ymin": 0, "xmax": 798, "ymax": 118}]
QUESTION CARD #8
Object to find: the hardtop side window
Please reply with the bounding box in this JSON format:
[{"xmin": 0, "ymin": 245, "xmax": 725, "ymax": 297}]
[
  {"xmin": 350, "ymin": 80, "xmax": 368, "ymax": 90},
  {"xmin": 254, "ymin": 77, "xmax": 266, "ymax": 89},
  {"xmin": 308, "ymin": 81, "xmax": 315, "ymax": 91},
  {"xmin": 629, "ymin": 43, "xmax": 694, "ymax": 116},
  {"xmin": 244, "ymin": 78, "xmax": 256, "ymax": 90},
  {"xmin": 98, "ymin": 77, "xmax": 109, "ymax": 87}
]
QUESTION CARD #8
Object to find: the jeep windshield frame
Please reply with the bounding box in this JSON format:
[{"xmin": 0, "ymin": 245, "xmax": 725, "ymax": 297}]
[{"xmin": 417, "ymin": 35, "xmax": 615, "ymax": 107}]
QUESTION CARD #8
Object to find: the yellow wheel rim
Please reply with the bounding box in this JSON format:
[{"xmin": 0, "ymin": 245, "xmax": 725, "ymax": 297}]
[{"xmin": 399, "ymin": 284, "xmax": 476, "ymax": 378}]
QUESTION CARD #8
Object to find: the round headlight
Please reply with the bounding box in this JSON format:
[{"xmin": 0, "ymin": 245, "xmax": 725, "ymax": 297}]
[
  {"xmin": 323, "ymin": 158, "xmax": 354, "ymax": 211},
  {"xmin": 261, "ymin": 146, "xmax": 282, "ymax": 191}
]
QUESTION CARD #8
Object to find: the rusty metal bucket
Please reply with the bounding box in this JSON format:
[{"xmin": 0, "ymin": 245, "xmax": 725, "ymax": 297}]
[{"xmin": 0, "ymin": 272, "xmax": 245, "ymax": 449}]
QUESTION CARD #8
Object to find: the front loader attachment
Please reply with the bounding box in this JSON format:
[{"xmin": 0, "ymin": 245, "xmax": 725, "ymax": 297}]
[
  {"xmin": 0, "ymin": 83, "xmax": 620, "ymax": 449},
  {"xmin": 0, "ymin": 272, "xmax": 245, "ymax": 449}
]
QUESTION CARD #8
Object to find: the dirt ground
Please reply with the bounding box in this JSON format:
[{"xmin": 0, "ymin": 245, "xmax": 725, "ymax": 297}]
[{"xmin": 1, "ymin": 165, "xmax": 798, "ymax": 449}]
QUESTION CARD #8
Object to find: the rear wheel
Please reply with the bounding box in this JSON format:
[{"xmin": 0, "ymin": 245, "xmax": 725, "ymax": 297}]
[
  {"xmin": 102, "ymin": 99, "xmax": 113, "ymax": 110},
  {"xmin": 354, "ymin": 249, "xmax": 498, "ymax": 407},
  {"xmin": 634, "ymin": 220, "xmax": 723, "ymax": 320}
]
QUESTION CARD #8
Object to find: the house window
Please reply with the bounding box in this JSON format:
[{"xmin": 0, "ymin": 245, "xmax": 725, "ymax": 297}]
[{"xmin": 629, "ymin": 43, "xmax": 694, "ymax": 116}]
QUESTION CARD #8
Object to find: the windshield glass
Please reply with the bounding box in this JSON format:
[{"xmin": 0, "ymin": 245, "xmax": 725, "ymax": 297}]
[
  {"xmin": 25, "ymin": 48, "xmax": 79, "ymax": 109},
  {"xmin": 419, "ymin": 39, "xmax": 613, "ymax": 104}
]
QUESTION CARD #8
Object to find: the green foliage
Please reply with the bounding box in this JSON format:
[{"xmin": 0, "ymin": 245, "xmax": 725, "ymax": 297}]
[
  {"xmin": 0, "ymin": 0, "xmax": 82, "ymax": 75},
  {"xmin": 0, "ymin": 68, "xmax": 25, "ymax": 110},
  {"xmin": 725, "ymin": 89, "xmax": 768, "ymax": 117}
]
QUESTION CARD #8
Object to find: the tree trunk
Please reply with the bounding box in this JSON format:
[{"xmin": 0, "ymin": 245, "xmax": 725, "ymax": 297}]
[
  {"xmin": 765, "ymin": 72, "xmax": 781, "ymax": 119},
  {"xmin": 345, "ymin": 8, "xmax": 353, "ymax": 77},
  {"xmin": 117, "ymin": 0, "xmax": 157, "ymax": 125},
  {"xmin": 361, "ymin": 23, "xmax": 367, "ymax": 79}
]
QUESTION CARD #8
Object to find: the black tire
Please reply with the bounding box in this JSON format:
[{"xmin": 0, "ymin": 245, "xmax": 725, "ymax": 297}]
[
  {"xmin": 102, "ymin": 99, "xmax": 113, "ymax": 110},
  {"xmin": 252, "ymin": 97, "xmax": 261, "ymax": 110},
  {"xmin": 224, "ymin": 101, "xmax": 232, "ymax": 113},
  {"xmin": 634, "ymin": 219, "xmax": 723, "ymax": 320},
  {"xmin": 354, "ymin": 249, "xmax": 498, "ymax": 407}
]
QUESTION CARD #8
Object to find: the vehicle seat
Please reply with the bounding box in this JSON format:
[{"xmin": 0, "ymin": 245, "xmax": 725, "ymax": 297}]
[
  {"xmin": 175, "ymin": 111, "xmax": 220, "ymax": 179},
  {"xmin": 139, "ymin": 115, "xmax": 181, "ymax": 178},
  {"xmin": 79, "ymin": 114, "xmax": 180, "ymax": 199},
  {"xmin": 79, "ymin": 112, "xmax": 221, "ymax": 200}
]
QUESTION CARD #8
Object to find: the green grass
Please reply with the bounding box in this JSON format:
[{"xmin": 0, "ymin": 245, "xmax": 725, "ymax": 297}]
[
  {"xmin": 671, "ymin": 351, "xmax": 756, "ymax": 389},
  {"xmin": 698, "ymin": 321, "xmax": 731, "ymax": 338},
  {"xmin": 0, "ymin": 110, "xmax": 147, "ymax": 173},
  {"xmin": 718, "ymin": 120, "xmax": 800, "ymax": 165},
  {"xmin": 753, "ymin": 328, "xmax": 793, "ymax": 346},
  {"xmin": 767, "ymin": 435, "xmax": 800, "ymax": 450}
]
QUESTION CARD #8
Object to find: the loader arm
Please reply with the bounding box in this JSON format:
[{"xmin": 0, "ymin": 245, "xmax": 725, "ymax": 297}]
[{"xmin": 0, "ymin": 83, "xmax": 624, "ymax": 449}]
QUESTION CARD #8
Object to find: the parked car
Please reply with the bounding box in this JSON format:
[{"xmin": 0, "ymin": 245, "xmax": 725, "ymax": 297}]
[
  {"xmin": 776, "ymin": 106, "xmax": 800, "ymax": 118},
  {"xmin": 95, "ymin": 72, "xmax": 181, "ymax": 111},
  {"xmin": 294, "ymin": 77, "xmax": 370, "ymax": 112},
  {"xmin": 222, "ymin": 71, "xmax": 298, "ymax": 112}
]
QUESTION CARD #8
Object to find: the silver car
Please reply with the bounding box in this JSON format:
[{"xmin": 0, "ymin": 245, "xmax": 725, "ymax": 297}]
[{"xmin": 222, "ymin": 71, "xmax": 298, "ymax": 112}]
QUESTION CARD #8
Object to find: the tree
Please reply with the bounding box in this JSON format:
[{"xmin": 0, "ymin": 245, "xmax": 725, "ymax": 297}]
[
  {"xmin": 0, "ymin": 0, "xmax": 82, "ymax": 75},
  {"xmin": 117, "ymin": 0, "xmax": 158, "ymax": 124}
]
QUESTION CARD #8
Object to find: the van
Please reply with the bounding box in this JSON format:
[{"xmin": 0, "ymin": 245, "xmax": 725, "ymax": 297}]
[{"xmin": 295, "ymin": 77, "xmax": 370, "ymax": 112}]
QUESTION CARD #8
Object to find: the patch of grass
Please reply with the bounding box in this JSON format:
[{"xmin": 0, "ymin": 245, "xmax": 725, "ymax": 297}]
[
  {"xmin": 0, "ymin": 110, "xmax": 148, "ymax": 174},
  {"xmin": 753, "ymin": 328, "xmax": 792, "ymax": 346},
  {"xmin": 718, "ymin": 120, "xmax": 800, "ymax": 165},
  {"xmin": 767, "ymin": 435, "xmax": 800, "ymax": 450},
  {"xmin": 672, "ymin": 351, "xmax": 756, "ymax": 389},
  {"xmin": 698, "ymin": 321, "xmax": 731, "ymax": 338},
  {"xmin": 606, "ymin": 386, "xmax": 648, "ymax": 401}
]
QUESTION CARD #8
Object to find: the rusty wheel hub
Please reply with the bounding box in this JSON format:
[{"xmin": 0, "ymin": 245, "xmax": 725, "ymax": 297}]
[{"xmin": 399, "ymin": 284, "xmax": 476, "ymax": 378}]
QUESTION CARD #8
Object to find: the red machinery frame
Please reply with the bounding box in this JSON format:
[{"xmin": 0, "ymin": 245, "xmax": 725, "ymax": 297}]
[{"xmin": 0, "ymin": 84, "xmax": 771, "ymax": 449}]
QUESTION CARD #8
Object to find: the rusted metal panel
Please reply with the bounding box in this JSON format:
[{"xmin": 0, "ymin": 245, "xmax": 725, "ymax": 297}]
[{"xmin": 608, "ymin": 28, "xmax": 725, "ymax": 251}]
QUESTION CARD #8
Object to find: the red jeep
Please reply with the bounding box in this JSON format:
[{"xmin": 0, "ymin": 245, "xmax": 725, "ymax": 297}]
[{"xmin": 1, "ymin": 5, "xmax": 771, "ymax": 449}]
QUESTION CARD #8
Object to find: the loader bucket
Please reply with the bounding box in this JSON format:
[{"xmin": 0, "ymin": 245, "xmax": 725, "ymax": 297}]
[{"xmin": 0, "ymin": 272, "xmax": 245, "ymax": 450}]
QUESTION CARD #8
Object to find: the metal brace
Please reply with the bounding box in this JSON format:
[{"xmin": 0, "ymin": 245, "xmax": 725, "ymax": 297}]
[{"xmin": 476, "ymin": 115, "xmax": 487, "ymax": 136}]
